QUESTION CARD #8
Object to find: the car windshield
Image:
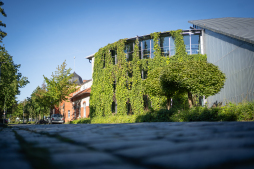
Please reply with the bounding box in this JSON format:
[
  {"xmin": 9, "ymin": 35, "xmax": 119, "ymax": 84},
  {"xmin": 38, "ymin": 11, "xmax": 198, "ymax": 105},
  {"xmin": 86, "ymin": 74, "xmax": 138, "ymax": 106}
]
[{"xmin": 52, "ymin": 114, "xmax": 63, "ymax": 117}]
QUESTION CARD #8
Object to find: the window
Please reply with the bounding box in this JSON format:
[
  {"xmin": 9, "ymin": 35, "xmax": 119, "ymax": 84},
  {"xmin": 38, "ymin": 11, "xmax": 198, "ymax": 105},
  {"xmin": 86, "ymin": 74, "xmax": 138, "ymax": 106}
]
[
  {"xmin": 112, "ymin": 101, "xmax": 117, "ymax": 113},
  {"xmin": 113, "ymin": 81, "xmax": 116, "ymax": 92},
  {"xmin": 111, "ymin": 50, "xmax": 117, "ymax": 65},
  {"xmin": 142, "ymin": 39, "xmax": 151, "ymax": 59},
  {"xmin": 191, "ymin": 34, "xmax": 200, "ymax": 54},
  {"xmin": 125, "ymin": 42, "xmax": 134, "ymax": 61},
  {"xmin": 160, "ymin": 36, "xmax": 170, "ymax": 57},
  {"xmin": 68, "ymin": 110, "xmax": 70, "ymax": 118},
  {"xmin": 141, "ymin": 69, "xmax": 148, "ymax": 79},
  {"xmin": 103, "ymin": 54, "xmax": 106, "ymax": 68},
  {"xmin": 183, "ymin": 35, "xmax": 190, "ymax": 54},
  {"xmin": 52, "ymin": 114, "xmax": 63, "ymax": 117},
  {"xmin": 170, "ymin": 37, "xmax": 175, "ymax": 56},
  {"xmin": 127, "ymin": 101, "xmax": 132, "ymax": 115}
]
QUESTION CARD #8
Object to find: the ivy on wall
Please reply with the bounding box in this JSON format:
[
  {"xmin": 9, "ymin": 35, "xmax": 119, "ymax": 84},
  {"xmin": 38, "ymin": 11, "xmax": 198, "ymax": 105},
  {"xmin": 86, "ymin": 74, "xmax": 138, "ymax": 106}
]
[{"xmin": 90, "ymin": 29, "xmax": 206, "ymax": 117}]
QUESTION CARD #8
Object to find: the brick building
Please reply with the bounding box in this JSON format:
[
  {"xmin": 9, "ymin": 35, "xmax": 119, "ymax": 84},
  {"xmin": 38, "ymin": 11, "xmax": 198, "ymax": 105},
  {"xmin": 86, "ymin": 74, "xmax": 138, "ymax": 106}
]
[{"xmin": 55, "ymin": 72, "xmax": 92, "ymax": 123}]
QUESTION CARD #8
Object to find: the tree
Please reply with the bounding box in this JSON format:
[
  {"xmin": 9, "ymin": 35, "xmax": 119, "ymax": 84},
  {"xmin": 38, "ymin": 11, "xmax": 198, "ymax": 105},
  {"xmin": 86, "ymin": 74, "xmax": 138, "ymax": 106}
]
[
  {"xmin": 0, "ymin": 1, "xmax": 29, "ymax": 118},
  {"xmin": 144, "ymin": 66, "xmax": 187, "ymax": 110},
  {"xmin": 43, "ymin": 61, "xmax": 77, "ymax": 112},
  {"xmin": 145, "ymin": 60, "xmax": 226, "ymax": 110},
  {"xmin": 160, "ymin": 61, "xmax": 226, "ymax": 109},
  {"xmin": 0, "ymin": 1, "xmax": 7, "ymax": 43},
  {"xmin": 0, "ymin": 47, "xmax": 29, "ymax": 117},
  {"xmin": 32, "ymin": 84, "xmax": 50, "ymax": 120}
]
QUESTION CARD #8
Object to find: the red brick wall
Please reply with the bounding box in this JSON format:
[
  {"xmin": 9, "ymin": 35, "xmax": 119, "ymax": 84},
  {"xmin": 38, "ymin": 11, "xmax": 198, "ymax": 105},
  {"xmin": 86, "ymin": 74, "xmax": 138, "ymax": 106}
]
[{"xmin": 54, "ymin": 88, "xmax": 90, "ymax": 123}]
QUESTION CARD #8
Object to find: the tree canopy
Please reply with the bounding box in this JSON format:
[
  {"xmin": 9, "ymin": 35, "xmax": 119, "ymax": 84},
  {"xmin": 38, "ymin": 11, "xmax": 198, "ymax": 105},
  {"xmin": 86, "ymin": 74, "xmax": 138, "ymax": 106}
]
[
  {"xmin": 0, "ymin": 47, "xmax": 29, "ymax": 113},
  {"xmin": 0, "ymin": 1, "xmax": 29, "ymax": 118},
  {"xmin": 0, "ymin": 1, "xmax": 6, "ymax": 43},
  {"xmin": 43, "ymin": 61, "xmax": 78, "ymax": 109},
  {"xmin": 145, "ymin": 60, "xmax": 226, "ymax": 110}
]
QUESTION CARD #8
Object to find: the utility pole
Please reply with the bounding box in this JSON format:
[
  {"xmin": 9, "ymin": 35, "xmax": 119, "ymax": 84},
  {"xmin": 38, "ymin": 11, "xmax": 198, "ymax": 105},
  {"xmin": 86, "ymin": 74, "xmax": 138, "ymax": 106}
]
[
  {"xmin": 23, "ymin": 101, "xmax": 25, "ymax": 124},
  {"xmin": 74, "ymin": 56, "xmax": 76, "ymax": 72},
  {"xmin": 1, "ymin": 62, "xmax": 7, "ymax": 124}
]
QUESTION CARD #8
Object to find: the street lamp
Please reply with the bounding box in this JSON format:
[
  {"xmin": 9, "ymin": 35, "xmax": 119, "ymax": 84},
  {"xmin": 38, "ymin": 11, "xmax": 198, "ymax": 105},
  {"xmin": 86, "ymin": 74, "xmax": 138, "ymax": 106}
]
[{"xmin": 23, "ymin": 101, "xmax": 25, "ymax": 124}]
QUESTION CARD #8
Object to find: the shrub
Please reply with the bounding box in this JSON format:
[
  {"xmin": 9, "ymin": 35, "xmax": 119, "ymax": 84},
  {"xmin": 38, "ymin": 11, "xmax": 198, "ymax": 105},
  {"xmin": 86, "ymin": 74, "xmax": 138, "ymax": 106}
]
[{"xmin": 67, "ymin": 101, "xmax": 254, "ymax": 124}]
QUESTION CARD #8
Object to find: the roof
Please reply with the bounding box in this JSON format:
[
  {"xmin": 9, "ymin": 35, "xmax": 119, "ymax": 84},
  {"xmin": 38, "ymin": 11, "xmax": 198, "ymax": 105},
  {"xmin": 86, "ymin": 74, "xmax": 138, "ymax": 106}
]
[
  {"xmin": 70, "ymin": 87, "xmax": 91, "ymax": 100},
  {"xmin": 86, "ymin": 53, "xmax": 95, "ymax": 59},
  {"xmin": 69, "ymin": 72, "xmax": 83, "ymax": 85},
  {"xmin": 81, "ymin": 79, "xmax": 92, "ymax": 85},
  {"xmin": 188, "ymin": 17, "xmax": 254, "ymax": 45},
  {"xmin": 85, "ymin": 30, "xmax": 202, "ymax": 59}
]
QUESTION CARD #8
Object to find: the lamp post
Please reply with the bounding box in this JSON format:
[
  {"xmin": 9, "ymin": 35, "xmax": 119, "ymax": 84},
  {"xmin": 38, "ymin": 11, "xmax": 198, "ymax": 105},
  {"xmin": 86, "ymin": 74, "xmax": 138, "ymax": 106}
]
[{"xmin": 23, "ymin": 101, "xmax": 25, "ymax": 124}]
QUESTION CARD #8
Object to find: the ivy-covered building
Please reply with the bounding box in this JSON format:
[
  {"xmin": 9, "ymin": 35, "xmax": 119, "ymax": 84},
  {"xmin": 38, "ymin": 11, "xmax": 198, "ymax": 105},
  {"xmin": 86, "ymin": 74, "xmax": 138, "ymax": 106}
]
[
  {"xmin": 86, "ymin": 29, "xmax": 204, "ymax": 117},
  {"xmin": 86, "ymin": 17, "xmax": 254, "ymax": 116}
]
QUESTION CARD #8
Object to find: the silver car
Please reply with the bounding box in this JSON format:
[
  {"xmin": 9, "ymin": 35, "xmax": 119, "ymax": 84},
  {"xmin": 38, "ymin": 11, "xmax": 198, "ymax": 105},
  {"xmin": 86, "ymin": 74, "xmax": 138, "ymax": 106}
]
[{"xmin": 50, "ymin": 114, "xmax": 64, "ymax": 124}]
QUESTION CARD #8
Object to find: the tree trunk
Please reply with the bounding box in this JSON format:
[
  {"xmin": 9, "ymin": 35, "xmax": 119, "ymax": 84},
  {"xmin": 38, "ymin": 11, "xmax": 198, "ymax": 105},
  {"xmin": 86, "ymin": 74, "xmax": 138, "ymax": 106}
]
[
  {"xmin": 167, "ymin": 97, "xmax": 171, "ymax": 110},
  {"xmin": 188, "ymin": 91, "xmax": 193, "ymax": 108}
]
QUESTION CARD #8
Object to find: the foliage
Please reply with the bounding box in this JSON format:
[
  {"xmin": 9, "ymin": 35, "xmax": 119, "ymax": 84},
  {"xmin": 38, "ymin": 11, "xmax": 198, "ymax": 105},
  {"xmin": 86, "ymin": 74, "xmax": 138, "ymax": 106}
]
[
  {"xmin": 158, "ymin": 61, "xmax": 226, "ymax": 109},
  {"xmin": 69, "ymin": 101, "xmax": 254, "ymax": 124},
  {"xmin": 0, "ymin": 1, "xmax": 7, "ymax": 43},
  {"xmin": 43, "ymin": 61, "xmax": 77, "ymax": 108},
  {"xmin": 28, "ymin": 84, "xmax": 50, "ymax": 120},
  {"xmin": 0, "ymin": 47, "xmax": 29, "ymax": 116},
  {"xmin": 90, "ymin": 29, "xmax": 225, "ymax": 118},
  {"xmin": 129, "ymin": 38, "xmax": 144, "ymax": 114}
]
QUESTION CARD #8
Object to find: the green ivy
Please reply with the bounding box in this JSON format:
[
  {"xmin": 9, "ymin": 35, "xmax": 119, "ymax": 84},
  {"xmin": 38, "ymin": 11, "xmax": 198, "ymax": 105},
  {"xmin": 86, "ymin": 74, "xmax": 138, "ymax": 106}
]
[{"xmin": 90, "ymin": 29, "xmax": 209, "ymax": 118}]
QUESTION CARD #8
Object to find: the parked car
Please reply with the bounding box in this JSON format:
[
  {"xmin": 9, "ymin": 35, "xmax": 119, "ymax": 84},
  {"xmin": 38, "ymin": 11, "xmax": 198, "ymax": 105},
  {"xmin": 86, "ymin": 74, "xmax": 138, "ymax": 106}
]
[
  {"xmin": 49, "ymin": 114, "xmax": 64, "ymax": 124},
  {"xmin": 0, "ymin": 118, "xmax": 8, "ymax": 124},
  {"xmin": 35, "ymin": 119, "xmax": 48, "ymax": 124}
]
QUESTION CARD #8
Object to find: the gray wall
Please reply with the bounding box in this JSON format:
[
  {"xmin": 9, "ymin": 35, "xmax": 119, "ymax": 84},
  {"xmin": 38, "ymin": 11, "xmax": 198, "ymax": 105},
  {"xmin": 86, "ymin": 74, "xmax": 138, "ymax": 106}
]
[{"xmin": 203, "ymin": 29, "xmax": 254, "ymax": 106}]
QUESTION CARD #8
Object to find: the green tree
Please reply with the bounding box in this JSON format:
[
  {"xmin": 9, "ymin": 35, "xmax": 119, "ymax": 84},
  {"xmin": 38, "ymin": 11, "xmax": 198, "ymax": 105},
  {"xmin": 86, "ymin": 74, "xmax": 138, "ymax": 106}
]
[
  {"xmin": 0, "ymin": 47, "xmax": 29, "ymax": 117},
  {"xmin": 43, "ymin": 61, "xmax": 77, "ymax": 112},
  {"xmin": 32, "ymin": 84, "xmax": 50, "ymax": 120},
  {"xmin": 0, "ymin": 1, "xmax": 7, "ymax": 43},
  {"xmin": 144, "ymin": 66, "xmax": 186, "ymax": 110},
  {"xmin": 160, "ymin": 61, "xmax": 226, "ymax": 109},
  {"xmin": 145, "ymin": 60, "xmax": 225, "ymax": 110}
]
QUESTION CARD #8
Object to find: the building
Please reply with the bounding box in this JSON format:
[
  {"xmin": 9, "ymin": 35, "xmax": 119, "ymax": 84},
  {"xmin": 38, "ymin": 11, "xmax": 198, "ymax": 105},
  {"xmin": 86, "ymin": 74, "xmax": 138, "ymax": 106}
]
[
  {"xmin": 189, "ymin": 17, "xmax": 254, "ymax": 106},
  {"xmin": 56, "ymin": 72, "xmax": 92, "ymax": 123},
  {"xmin": 87, "ymin": 17, "xmax": 254, "ymax": 115},
  {"xmin": 86, "ymin": 29, "xmax": 203, "ymax": 116}
]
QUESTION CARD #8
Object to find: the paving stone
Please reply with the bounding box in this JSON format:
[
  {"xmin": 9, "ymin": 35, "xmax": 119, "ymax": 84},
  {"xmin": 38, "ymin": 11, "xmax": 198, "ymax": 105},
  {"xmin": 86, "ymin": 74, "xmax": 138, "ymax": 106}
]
[
  {"xmin": 144, "ymin": 148, "xmax": 254, "ymax": 169},
  {"xmin": 90, "ymin": 140, "xmax": 173, "ymax": 152},
  {"xmin": 0, "ymin": 159, "xmax": 32, "ymax": 169},
  {"xmin": 52, "ymin": 152, "xmax": 122, "ymax": 168},
  {"xmin": 4, "ymin": 122, "xmax": 254, "ymax": 169}
]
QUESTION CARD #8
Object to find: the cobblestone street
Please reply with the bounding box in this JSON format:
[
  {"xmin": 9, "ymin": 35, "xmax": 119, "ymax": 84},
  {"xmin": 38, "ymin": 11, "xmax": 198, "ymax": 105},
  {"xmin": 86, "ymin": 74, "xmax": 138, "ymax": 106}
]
[{"xmin": 1, "ymin": 122, "xmax": 254, "ymax": 169}]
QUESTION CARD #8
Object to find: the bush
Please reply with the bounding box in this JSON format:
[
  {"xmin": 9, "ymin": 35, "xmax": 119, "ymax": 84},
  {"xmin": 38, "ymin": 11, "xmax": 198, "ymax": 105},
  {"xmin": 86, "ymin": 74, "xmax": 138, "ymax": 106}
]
[{"xmin": 66, "ymin": 101, "xmax": 254, "ymax": 124}]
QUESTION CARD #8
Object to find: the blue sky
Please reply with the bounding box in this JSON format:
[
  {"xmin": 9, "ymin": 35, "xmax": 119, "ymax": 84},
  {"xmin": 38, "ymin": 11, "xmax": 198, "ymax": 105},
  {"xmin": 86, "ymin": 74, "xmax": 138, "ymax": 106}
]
[{"xmin": 2, "ymin": 0, "xmax": 254, "ymax": 102}]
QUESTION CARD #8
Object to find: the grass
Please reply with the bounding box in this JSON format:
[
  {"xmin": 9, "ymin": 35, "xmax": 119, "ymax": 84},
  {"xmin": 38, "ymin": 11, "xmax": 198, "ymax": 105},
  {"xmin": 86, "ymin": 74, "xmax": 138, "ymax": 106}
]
[{"xmin": 68, "ymin": 101, "xmax": 254, "ymax": 124}]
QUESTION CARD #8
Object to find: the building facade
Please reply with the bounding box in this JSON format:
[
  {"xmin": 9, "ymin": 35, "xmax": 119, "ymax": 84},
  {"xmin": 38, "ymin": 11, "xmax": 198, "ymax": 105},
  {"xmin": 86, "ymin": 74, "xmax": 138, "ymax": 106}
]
[
  {"xmin": 55, "ymin": 72, "xmax": 92, "ymax": 123},
  {"xmin": 87, "ymin": 17, "xmax": 254, "ymax": 115},
  {"xmin": 189, "ymin": 17, "xmax": 254, "ymax": 106}
]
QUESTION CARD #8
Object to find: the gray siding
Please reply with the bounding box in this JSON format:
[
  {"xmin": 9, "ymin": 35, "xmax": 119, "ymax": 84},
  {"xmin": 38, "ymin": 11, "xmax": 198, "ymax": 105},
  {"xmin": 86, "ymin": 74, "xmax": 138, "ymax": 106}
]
[{"xmin": 203, "ymin": 29, "xmax": 254, "ymax": 106}]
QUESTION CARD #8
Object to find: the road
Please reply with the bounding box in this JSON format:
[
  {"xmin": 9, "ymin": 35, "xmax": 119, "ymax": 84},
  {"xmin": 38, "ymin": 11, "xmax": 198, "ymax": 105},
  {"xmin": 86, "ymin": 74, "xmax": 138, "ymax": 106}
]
[{"xmin": 1, "ymin": 122, "xmax": 254, "ymax": 169}]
